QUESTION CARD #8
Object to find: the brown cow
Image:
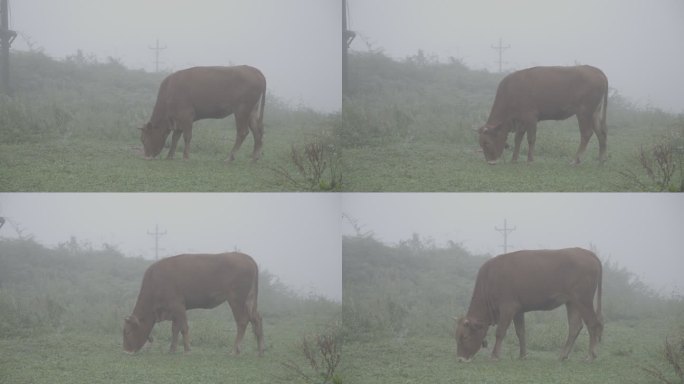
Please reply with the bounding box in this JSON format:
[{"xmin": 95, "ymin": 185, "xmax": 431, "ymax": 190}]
[
  {"xmin": 140, "ymin": 66, "xmax": 266, "ymax": 162},
  {"xmin": 478, "ymin": 65, "xmax": 608, "ymax": 165},
  {"xmin": 123, "ymin": 252, "xmax": 264, "ymax": 356},
  {"xmin": 454, "ymin": 248, "xmax": 602, "ymax": 362}
]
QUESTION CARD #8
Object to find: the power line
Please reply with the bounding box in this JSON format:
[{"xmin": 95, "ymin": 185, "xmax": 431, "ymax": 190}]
[
  {"xmin": 491, "ymin": 37, "xmax": 510, "ymax": 73},
  {"xmin": 495, "ymin": 218, "xmax": 516, "ymax": 254},
  {"xmin": 147, "ymin": 224, "xmax": 166, "ymax": 260}
]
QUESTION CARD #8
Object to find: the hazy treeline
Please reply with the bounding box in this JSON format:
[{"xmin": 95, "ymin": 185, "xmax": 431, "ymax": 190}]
[
  {"xmin": 342, "ymin": 233, "xmax": 683, "ymax": 345},
  {"xmin": 0, "ymin": 237, "xmax": 338, "ymax": 340}
]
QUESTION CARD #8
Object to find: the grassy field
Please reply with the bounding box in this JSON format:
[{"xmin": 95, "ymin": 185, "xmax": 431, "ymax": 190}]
[
  {"xmin": 0, "ymin": 51, "xmax": 339, "ymax": 192},
  {"xmin": 340, "ymin": 235, "xmax": 684, "ymax": 383},
  {"xmin": 339, "ymin": 51, "xmax": 684, "ymax": 192},
  {"xmin": 0, "ymin": 238, "xmax": 341, "ymax": 383},
  {"xmin": 0, "ymin": 319, "xmax": 337, "ymax": 384},
  {"xmin": 3, "ymin": 50, "xmax": 683, "ymax": 191},
  {"xmin": 341, "ymin": 320, "xmax": 682, "ymax": 384},
  {"xmin": 0, "ymin": 121, "xmax": 332, "ymax": 192}
]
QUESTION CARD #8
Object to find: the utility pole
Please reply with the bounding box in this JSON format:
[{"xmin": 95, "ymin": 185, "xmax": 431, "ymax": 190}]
[
  {"xmin": 148, "ymin": 38, "xmax": 166, "ymax": 73},
  {"xmin": 491, "ymin": 37, "xmax": 510, "ymax": 73},
  {"xmin": 495, "ymin": 218, "xmax": 516, "ymax": 254},
  {"xmin": 147, "ymin": 224, "xmax": 166, "ymax": 260},
  {"xmin": 0, "ymin": 0, "xmax": 17, "ymax": 96},
  {"xmin": 342, "ymin": 0, "xmax": 355, "ymax": 97}
]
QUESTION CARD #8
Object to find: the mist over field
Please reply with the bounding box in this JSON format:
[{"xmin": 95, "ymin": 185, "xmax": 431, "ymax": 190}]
[
  {"xmin": 342, "ymin": 193, "xmax": 684, "ymax": 296},
  {"xmin": 0, "ymin": 193, "xmax": 342, "ymax": 301},
  {"xmin": 347, "ymin": 0, "xmax": 684, "ymax": 113},
  {"xmin": 8, "ymin": 0, "xmax": 341, "ymax": 112}
]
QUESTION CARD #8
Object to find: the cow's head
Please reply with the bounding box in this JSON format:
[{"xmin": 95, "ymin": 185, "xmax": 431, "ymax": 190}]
[
  {"xmin": 478, "ymin": 123, "xmax": 508, "ymax": 165},
  {"xmin": 140, "ymin": 122, "xmax": 170, "ymax": 159},
  {"xmin": 454, "ymin": 317, "xmax": 488, "ymax": 362},
  {"xmin": 123, "ymin": 315, "xmax": 154, "ymax": 353}
]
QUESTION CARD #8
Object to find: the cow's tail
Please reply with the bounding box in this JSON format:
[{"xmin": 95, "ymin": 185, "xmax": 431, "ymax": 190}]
[
  {"xmin": 258, "ymin": 86, "xmax": 266, "ymax": 132},
  {"xmin": 246, "ymin": 262, "xmax": 264, "ymax": 355},
  {"xmin": 596, "ymin": 261, "xmax": 603, "ymax": 343},
  {"xmin": 250, "ymin": 86, "xmax": 266, "ymax": 135},
  {"xmin": 600, "ymin": 82, "xmax": 608, "ymax": 135}
]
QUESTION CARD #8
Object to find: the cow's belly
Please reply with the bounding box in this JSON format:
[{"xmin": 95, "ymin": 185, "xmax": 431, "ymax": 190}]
[
  {"xmin": 185, "ymin": 292, "xmax": 228, "ymax": 309},
  {"xmin": 538, "ymin": 109, "xmax": 575, "ymax": 121},
  {"xmin": 522, "ymin": 294, "xmax": 568, "ymax": 312}
]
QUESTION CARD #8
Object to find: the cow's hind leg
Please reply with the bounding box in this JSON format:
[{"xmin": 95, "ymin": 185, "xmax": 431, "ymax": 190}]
[
  {"xmin": 228, "ymin": 299, "xmax": 250, "ymax": 355},
  {"xmin": 513, "ymin": 311, "xmax": 527, "ymax": 359},
  {"xmin": 592, "ymin": 106, "xmax": 608, "ymax": 164},
  {"xmin": 250, "ymin": 310, "xmax": 264, "ymax": 356},
  {"xmin": 226, "ymin": 108, "xmax": 250, "ymax": 162},
  {"xmin": 573, "ymin": 112, "xmax": 595, "ymax": 165},
  {"xmin": 576, "ymin": 301, "xmax": 601, "ymax": 362},
  {"xmin": 247, "ymin": 104, "xmax": 263, "ymax": 162},
  {"xmin": 560, "ymin": 303, "xmax": 583, "ymax": 360}
]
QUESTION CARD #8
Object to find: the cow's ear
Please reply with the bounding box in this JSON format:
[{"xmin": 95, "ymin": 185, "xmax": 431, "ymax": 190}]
[
  {"xmin": 125, "ymin": 315, "xmax": 140, "ymax": 327},
  {"xmin": 482, "ymin": 123, "xmax": 502, "ymax": 133}
]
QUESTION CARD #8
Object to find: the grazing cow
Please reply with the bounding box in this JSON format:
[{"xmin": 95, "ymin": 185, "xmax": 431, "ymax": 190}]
[
  {"xmin": 478, "ymin": 65, "xmax": 608, "ymax": 165},
  {"xmin": 140, "ymin": 65, "xmax": 266, "ymax": 162},
  {"xmin": 454, "ymin": 248, "xmax": 603, "ymax": 362},
  {"xmin": 123, "ymin": 252, "xmax": 264, "ymax": 356}
]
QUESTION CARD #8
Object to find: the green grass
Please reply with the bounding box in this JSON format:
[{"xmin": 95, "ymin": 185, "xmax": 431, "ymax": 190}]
[
  {"xmin": 340, "ymin": 318, "xmax": 682, "ymax": 384},
  {"xmin": 0, "ymin": 238, "xmax": 342, "ymax": 383},
  {"xmin": 339, "ymin": 51, "xmax": 684, "ymax": 192},
  {"xmin": 338, "ymin": 118, "xmax": 682, "ymax": 192},
  {"xmin": 0, "ymin": 119, "xmax": 334, "ymax": 192},
  {"xmin": 0, "ymin": 320, "xmax": 335, "ymax": 384}
]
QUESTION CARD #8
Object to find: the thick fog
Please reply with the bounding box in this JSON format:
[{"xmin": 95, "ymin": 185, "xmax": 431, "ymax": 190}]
[
  {"xmin": 0, "ymin": 193, "xmax": 342, "ymax": 301},
  {"xmin": 342, "ymin": 193, "xmax": 684, "ymax": 296},
  {"xmin": 8, "ymin": 0, "xmax": 341, "ymax": 112},
  {"xmin": 347, "ymin": 0, "xmax": 684, "ymax": 113}
]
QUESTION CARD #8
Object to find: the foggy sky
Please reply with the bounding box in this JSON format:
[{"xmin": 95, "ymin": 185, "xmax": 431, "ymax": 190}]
[
  {"xmin": 8, "ymin": 0, "xmax": 341, "ymax": 112},
  {"xmin": 0, "ymin": 193, "xmax": 342, "ymax": 301},
  {"xmin": 347, "ymin": 0, "xmax": 684, "ymax": 113},
  {"xmin": 341, "ymin": 193, "xmax": 684, "ymax": 296}
]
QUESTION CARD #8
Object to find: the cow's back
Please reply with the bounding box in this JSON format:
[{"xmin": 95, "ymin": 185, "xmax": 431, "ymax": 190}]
[
  {"xmin": 481, "ymin": 248, "xmax": 601, "ymax": 311},
  {"xmin": 143, "ymin": 252, "xmax": 258, "ymax": 310}
]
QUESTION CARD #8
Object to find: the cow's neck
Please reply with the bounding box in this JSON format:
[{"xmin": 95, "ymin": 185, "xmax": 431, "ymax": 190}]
[
  {"xmin": 466, "ymin": 280, "xmax": 496, "ymax": 325},
  {"xmin": 132, "ymin": 290, "xmax": 156, "ymax": 324}
]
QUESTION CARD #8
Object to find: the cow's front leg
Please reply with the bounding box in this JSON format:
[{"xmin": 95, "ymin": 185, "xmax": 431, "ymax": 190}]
[
  {"xmin": 166, "ymin": 129, "xmax": 182, "ymax": 160},
  {"xmin": 513, "ymin": 311, "xmax": 527, "ymax": 359},
  {"xmin": 525, "ymin": 124, "xmax": 537, "ymax": 162},
  {"xmin": 182, "ymin": 128, "xmax": 192, "ymax": 160},
  {"xmin": 511, "ymin": 129, "xmax": 525, "ymax": 163},
  {"xmin": 179, "ymin": 312, "xmax": 191, "ymax": 353},
  {"xmin": 492, "ymin": 312, "xmax": 515, "ymax": 360},
  {"xmin": 170, "ymin": 319, "xmax": 181, "ymax": 353}
]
